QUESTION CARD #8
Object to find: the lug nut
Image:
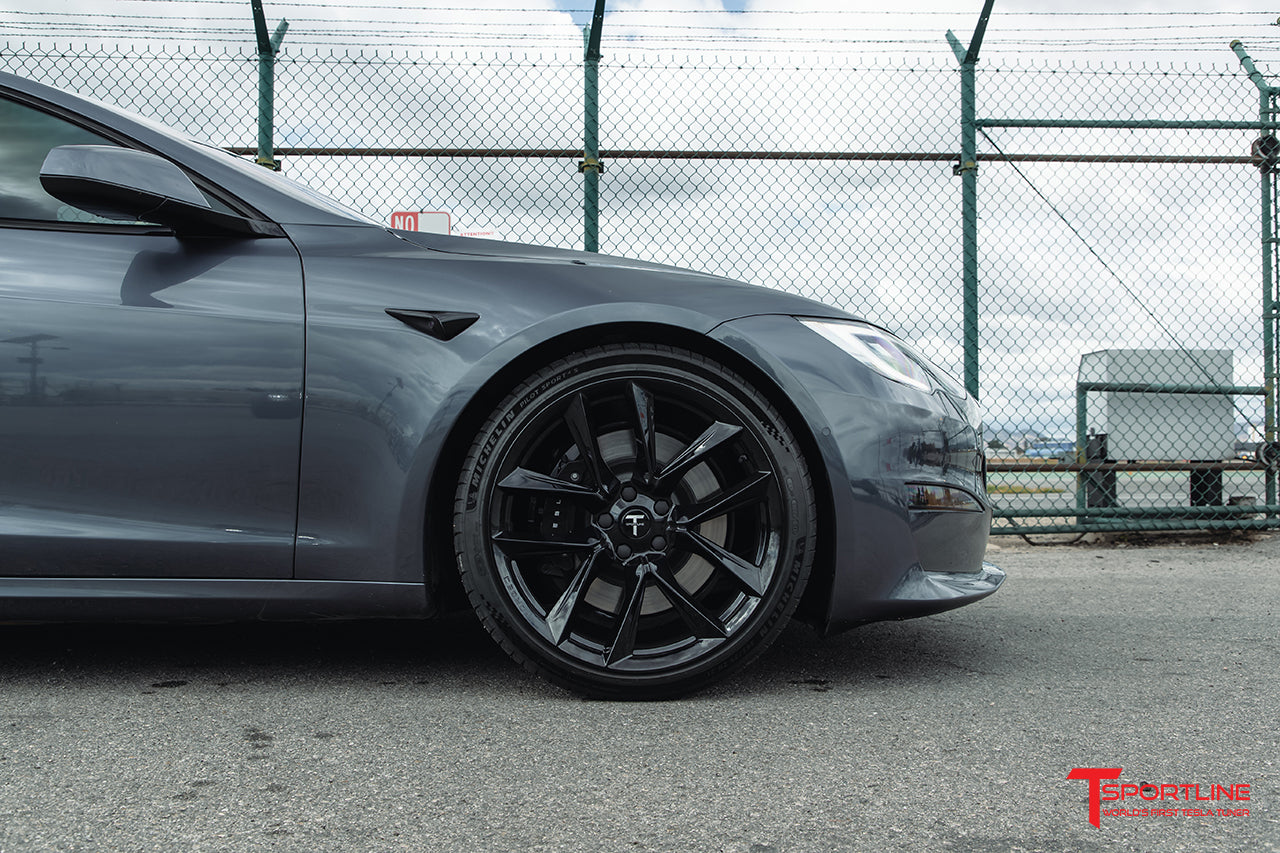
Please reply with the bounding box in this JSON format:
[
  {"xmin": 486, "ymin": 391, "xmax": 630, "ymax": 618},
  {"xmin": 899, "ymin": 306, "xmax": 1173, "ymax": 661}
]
[
  {"xmin": 654, "ymin": 500, "xmax": 670, "ymax": 515},
  {"xmin": 617, "ymin": 545, "xmax": 632, "ymax": 559},
  {"xmin": 651, "ymin": 536, "xmax": 667, "ymax": 551},
  {"xmin": 621, "ymin": 485, "xmax": 638, "ymax": 501},
  {"xmin": 598, "ymin": 513, "xmax": 614, "ymax": 528}
]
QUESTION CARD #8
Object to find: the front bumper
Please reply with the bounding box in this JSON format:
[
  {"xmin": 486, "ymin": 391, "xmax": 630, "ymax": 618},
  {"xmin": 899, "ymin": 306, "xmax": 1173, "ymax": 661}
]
[
  {"xmin": 882, "ymin": 560, "xmax": 1006, "ymax": 617},
  {"xmin": 711, "ymin": 315, "xmax": 1005, "ymax": 634}
]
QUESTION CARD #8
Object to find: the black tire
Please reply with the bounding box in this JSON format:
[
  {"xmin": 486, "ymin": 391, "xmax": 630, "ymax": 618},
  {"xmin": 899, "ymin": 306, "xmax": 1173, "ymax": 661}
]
[{"xmin": 453, "ymin": 343, "xmax": 816, "ymax": 699}]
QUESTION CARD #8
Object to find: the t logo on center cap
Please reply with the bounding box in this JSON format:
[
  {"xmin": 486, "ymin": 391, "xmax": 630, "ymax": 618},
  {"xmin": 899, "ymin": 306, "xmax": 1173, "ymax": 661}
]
[{"xmin": 621, "ymin": 508, "xmax": 652, "ymax": 539}]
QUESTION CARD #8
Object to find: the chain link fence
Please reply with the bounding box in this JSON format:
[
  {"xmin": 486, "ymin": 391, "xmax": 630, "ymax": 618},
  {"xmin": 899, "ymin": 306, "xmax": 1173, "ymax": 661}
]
[{"xmin": 5, "ymin": 42, "xmax": 1277, "ymax": 535}]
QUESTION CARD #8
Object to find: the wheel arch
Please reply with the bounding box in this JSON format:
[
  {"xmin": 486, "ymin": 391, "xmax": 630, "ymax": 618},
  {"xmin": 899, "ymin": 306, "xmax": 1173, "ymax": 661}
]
[{"xmin": 420, "ymin": 321, "xmax": 836, "ymax": 622}]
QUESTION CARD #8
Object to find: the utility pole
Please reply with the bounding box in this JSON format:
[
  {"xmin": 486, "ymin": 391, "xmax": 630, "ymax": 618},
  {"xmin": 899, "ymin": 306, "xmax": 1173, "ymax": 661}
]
[{"xmin": 251, "ymin": 0, "xmax": 289, "ymax": 170}]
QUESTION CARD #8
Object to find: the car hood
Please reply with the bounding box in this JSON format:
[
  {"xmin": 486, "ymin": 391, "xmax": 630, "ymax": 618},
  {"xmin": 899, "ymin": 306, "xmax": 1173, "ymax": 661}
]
[
  {"xmin": 395, "ymin": 229, "xmax": 715, "ymax": 275},
  {"xmin": 388, "ymin": 228, "xmax": 854, "ymax": 326}
]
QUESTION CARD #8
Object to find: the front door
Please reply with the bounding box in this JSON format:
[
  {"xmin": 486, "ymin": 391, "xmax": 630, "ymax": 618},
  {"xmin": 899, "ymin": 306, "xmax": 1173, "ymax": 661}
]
[{"xmin": 0, "ymin": 94, "xmax": 304, "ymax": 579}]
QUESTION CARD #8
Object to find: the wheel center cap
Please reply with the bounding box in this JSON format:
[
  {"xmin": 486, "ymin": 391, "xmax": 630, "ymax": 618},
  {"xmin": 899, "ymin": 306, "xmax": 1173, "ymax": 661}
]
[{"xmin": 619, "ymin": 508, "xmax": 653, "ymax": 540}]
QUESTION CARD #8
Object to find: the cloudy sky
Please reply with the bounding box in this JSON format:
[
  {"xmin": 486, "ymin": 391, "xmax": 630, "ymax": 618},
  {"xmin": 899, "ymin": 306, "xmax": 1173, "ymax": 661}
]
[{"xmin": 4, "ymin": 1, "xmax": 1278, "ymax": 444}]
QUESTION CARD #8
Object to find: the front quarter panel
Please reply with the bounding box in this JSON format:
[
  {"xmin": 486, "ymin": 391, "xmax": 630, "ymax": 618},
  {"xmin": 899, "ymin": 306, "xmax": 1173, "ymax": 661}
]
[{"xmin": 288, "ymin": 224, "xmax": 789, "ymax": 586}]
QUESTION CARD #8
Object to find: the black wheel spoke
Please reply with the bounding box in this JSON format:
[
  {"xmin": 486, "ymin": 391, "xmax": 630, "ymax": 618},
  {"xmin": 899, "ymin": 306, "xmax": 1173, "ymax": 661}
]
[
  {"xmin": 655, "ymin": 421, "xmax": 742, "ymax": 493},
  {"xmin": 564, "ymin": 392, "xmax": 616, "ymax": 497},
  {"xmin": 677, "ymin": 471, "xmax": 773, "ymax": 526},
  {"xmin": 492, "ymin": 531, "xmax": 599, "ymax": 559},
  {"xmin": 679, "ymin": 528, "xmax": 769, "ymax": 596},
  {"xmin": 605, "ymin": 565, "xmax": 648, "ymax": 666},
  {"xmin": 497, "ymin": 466, "xmax": 600, "ymax": 499},
  {"xmin": 650, "ymin": 564, "xmax": 728, "ymax": 640},
  {"xmin": 629, "ymin": 382, "xmax": 658, "ymax": 481},
  {"xmin": 544, "ymin": 547, "xmax": 605, "ymax": 644}
]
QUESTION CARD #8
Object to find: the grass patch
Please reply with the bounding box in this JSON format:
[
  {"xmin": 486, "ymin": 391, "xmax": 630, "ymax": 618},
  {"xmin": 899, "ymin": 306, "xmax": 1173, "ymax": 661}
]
[{"xmin": 986, "ymin": 485, "xmax": 1066, "ymax": 495}]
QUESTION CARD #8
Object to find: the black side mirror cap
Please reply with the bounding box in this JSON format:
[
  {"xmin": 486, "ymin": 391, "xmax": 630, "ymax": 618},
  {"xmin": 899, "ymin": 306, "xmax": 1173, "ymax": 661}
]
[{"xmin": 40, "ymin": 145, "xmax": 283, "ymax": 238}]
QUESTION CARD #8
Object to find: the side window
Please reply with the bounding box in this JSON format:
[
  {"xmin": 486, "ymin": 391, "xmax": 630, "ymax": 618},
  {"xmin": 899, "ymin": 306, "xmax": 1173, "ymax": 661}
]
[{"xmin": 0, "ymin": 97, "xmax": 131, "ymax": 224}]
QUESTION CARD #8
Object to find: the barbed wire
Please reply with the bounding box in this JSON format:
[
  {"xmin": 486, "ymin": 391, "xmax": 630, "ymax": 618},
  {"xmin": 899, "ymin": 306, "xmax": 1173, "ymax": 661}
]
[
  {"xmin": 7, "ymin": 10, "xmax": 1277, "ymax": 37},
  {"xmin": 43, "ymin": 0, "xmax": 1280, "ymax": 14},
  {"xmin": 5, "ymin": 4, "xmax": 1280, "ymax": 56}
]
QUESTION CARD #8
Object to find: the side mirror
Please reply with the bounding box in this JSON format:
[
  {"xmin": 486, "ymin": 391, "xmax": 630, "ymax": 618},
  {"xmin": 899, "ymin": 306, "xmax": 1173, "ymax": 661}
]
[{"xmin": 39, "ymin": 145, "xmax": 281, "ymax": 238}]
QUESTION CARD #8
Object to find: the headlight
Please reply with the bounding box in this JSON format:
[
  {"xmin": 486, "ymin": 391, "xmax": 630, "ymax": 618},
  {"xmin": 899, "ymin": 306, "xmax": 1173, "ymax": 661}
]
[
  {"xmin": 800, "ymin": 319, "xmax": 933, "ymax": 393},
  {"xmin": 800, "ymin": 318, "xmax": 983, "ymax": 429}
]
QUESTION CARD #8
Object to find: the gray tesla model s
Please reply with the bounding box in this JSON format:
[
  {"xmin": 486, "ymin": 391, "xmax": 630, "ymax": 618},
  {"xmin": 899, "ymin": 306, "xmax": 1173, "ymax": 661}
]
[{"xmin": 0, "ymin": 71, "xmax": 1003, "ymax": 698}]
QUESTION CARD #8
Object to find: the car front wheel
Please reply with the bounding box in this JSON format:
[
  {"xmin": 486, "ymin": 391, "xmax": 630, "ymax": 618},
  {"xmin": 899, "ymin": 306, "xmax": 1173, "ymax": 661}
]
[{"xmin": 453, "ymin": 343, "xmax": 816, "ymax": 699}]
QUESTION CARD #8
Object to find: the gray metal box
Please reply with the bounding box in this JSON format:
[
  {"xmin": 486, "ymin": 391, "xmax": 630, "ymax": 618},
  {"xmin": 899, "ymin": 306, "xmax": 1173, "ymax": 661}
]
[{"xmin": 1079, "ymin": 349, "xmax": 1234, "ymax": 461}]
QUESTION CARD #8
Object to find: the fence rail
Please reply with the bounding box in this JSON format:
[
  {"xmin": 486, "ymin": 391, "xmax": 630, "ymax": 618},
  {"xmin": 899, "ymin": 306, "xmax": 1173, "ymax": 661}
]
[{"xmin": 224, "ymin": 146, "xmax": 1258, "ymax": 165}]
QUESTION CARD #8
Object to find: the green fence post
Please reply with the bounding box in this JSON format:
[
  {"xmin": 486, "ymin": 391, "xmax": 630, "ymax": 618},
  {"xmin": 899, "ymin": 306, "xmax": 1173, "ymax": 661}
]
[
  {"xmin": 1076, "ymin": 387, "xmax": 1088, "ymax": 517},
  {"xmin": 947, "ymin": 0, "xmax": 995, "ymax": 401},
  {"xmin": 1232, "ymin": 40, "xmax": 1278, "ymax": 508},
  {"xmin": 1265, "ymin": 88, "xmax": 1276, "ymax": 510},
  {"xmin": 251, "ymin": 0, "xmax": 288, "ymax": 170},
  {"xmin": 579, "ymin": 1, "xmax": 606, "ymax": 253}
]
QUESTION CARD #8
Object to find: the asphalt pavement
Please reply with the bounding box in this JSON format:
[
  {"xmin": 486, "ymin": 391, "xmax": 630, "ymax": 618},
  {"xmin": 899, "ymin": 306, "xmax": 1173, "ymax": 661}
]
[{"xmin": 0, "ymin": 531, "xmax": 1277, "ymax": 853}]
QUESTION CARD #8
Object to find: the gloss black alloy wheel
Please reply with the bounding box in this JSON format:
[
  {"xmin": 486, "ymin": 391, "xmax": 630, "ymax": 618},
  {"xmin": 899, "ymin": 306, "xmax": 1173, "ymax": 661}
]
[{"xmin": 454, "ymin": 344, "xmax": 815, "ymax": 699}]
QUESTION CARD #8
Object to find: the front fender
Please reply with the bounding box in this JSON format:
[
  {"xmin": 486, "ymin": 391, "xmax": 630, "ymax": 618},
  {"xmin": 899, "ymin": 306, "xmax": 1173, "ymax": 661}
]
[{"xmin": 289, "ymin": 224, "xmax": 787, "ymax": 587}]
